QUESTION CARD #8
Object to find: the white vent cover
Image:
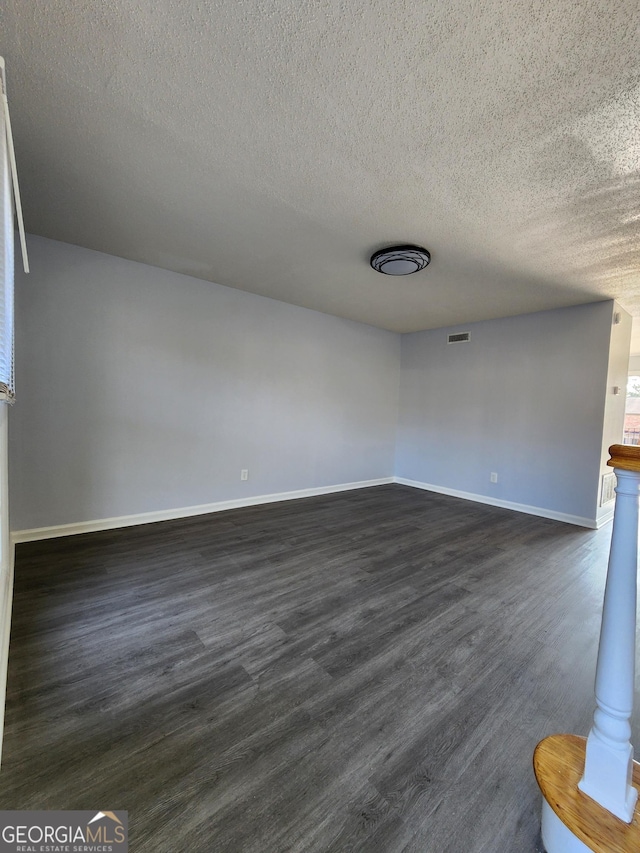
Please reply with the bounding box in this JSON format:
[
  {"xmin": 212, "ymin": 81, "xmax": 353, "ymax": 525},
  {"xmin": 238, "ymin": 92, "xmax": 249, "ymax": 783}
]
[
  {"xmin": 600, "ymin": 472, "xmax": 616, "ymax": 506},
  {"xmin": 447, "ymin": 332, "xmax": 470, "ymax": 344}
]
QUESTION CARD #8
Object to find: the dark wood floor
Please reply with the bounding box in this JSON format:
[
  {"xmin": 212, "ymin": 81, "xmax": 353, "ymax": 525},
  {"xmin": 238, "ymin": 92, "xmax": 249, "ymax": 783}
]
[{"xmin": 0, "ymin": 484, "xmax": 634, "ymax": 852}]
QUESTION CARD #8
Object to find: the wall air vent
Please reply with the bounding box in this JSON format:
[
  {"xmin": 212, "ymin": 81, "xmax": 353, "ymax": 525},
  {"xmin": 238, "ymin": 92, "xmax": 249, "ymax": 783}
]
[
  {"xmin": 600, "ymin": 472, "xmax": 616, "ymax": 506},
  {"xmin": 447, "ymin": 332, "xmax": 470, "ymax": 344}
]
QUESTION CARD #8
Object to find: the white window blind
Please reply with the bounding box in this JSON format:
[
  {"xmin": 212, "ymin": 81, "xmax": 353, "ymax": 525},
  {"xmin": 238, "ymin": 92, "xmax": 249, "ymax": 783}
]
[
  {"xmin": 0, "ymin": 57, "xmax": 28, "ymax": 404},
  {"xmin": 0, "ymin": 98, "xmax": 14, "ymax": 404}
]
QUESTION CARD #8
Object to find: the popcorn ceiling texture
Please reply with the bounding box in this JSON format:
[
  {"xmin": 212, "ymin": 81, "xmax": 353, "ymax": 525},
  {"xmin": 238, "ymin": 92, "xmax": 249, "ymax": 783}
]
[{"xmin": 2, "ymin": 1, "xmax": 640, "ymax": 338}]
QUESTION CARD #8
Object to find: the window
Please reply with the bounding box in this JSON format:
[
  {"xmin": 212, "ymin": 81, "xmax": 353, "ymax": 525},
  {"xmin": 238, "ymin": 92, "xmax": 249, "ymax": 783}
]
[{"xmin": 0, "ymin": 95, "xmax": 13, "ymax": 404}]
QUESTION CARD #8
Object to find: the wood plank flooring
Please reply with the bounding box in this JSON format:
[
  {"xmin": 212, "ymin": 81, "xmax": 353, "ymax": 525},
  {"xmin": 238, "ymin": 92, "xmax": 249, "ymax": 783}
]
[{"xmin": 0, "ymin": 484, "xmax": 635, "ymax": 852}]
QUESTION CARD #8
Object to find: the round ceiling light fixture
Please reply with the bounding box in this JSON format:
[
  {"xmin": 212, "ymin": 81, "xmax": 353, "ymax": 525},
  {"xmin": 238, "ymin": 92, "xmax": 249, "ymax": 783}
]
[{"xmin": 370, "ymin": 244, "xmax": 431, "ymax": 275}]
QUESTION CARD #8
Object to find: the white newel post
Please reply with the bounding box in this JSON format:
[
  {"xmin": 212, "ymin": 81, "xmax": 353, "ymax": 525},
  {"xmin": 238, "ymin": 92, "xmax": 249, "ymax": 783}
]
[
  {"xmin": 578, "ymin": 465, "xmax": 639, "ymax": 821},
  {"xmin": 535, "ymin": 445, "xmax": 640, "ymax": 853}
]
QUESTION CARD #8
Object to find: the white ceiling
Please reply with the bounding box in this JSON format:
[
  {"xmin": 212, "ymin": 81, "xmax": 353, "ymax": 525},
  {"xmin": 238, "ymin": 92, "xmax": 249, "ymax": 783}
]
[{"xmin": 2, "ymin": 1, "xmax": 640, "ymax": 345}]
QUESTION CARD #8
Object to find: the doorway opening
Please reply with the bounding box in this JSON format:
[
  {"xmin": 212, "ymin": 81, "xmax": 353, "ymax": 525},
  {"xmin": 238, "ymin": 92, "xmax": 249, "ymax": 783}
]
[{"xmin": 624, "ymin": 376, "xmax": 640, "ymax": 445}]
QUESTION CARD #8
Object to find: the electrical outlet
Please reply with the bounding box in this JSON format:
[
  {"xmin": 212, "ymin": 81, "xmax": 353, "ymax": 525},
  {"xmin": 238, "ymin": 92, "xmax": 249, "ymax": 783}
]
[
  {"xmin": 240, "ymin": 469, "xmax": 248, "ymax": 481},
  {"xmin": 490, "ymin": 472, "xmax": 498, "ymax": 483}
]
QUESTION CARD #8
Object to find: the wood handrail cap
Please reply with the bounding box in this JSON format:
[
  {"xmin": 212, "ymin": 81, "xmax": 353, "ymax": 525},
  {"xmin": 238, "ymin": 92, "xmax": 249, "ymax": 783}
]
[{"xmin": 608, "ymin": 445, "xmax": 640, "ymax": 472}]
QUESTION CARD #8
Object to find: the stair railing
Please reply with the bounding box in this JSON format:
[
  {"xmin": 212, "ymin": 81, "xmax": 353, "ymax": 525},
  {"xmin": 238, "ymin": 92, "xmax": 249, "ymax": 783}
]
[{"xmin": 534, "ymin": 444, "xmax": 640, "ymax": 853}]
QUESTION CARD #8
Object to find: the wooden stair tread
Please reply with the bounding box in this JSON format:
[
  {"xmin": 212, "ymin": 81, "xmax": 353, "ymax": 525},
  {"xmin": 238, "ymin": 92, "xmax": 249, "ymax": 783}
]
[{"xmin": 534, "ymin": 734, "xmax": 640, "ymax": 853}]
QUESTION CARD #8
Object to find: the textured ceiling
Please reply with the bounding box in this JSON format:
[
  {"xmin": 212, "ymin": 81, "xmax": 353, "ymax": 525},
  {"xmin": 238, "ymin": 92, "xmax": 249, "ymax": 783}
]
[{"xmin": 2, "ymin": 1, "xmax": 640, "ymax": 343}]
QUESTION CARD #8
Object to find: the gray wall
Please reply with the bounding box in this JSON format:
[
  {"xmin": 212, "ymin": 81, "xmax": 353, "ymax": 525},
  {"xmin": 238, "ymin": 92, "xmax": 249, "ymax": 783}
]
[
  {"xmin": 9, "ymin": 236, "xmax": 400, "ymax": 530},
  {"xmin": 395, "ymin": 302, "xmax": 616, "ymax": 523},
  {"xmin": 10, "ymin": 236, "xmax": 626, "ymax": 532}
]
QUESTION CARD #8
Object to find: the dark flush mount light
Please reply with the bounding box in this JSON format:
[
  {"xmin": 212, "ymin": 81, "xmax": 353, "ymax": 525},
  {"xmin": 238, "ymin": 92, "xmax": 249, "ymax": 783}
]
[{"xmin": 370, "ymin": 244, "xmax": 431, "ymax": 275}]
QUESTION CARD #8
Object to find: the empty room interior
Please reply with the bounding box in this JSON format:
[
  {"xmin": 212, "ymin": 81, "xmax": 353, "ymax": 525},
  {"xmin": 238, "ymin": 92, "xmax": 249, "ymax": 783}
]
[{"xmin": 1, "ymin": 2, "xmax": 640, "ymax": 852}]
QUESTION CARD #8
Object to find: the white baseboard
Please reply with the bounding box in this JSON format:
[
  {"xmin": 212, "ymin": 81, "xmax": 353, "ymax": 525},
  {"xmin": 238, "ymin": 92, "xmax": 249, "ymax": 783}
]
[
  {"xmin": 11, "ymin": 477, "xmax": 394, "ymax": 543},
  {"xmin": 596, "ymin": 505, "xmax": 615, "ymax": 528},
  {"xmin": 11, "ymin": 473, "xmax": 609, "ymax": 543},
  {"xmin": 393, "ymin": 476, "xmax": 600, "ymax": 529}
]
